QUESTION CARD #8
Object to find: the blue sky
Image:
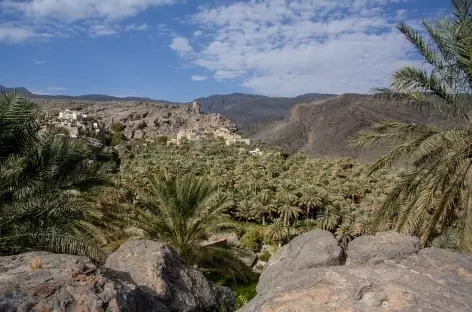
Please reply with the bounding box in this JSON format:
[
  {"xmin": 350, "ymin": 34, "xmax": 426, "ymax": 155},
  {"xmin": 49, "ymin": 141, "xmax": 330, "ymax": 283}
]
[{"xmin": 0, "ymin": 0, "xmax": 450, "ymax": 102}]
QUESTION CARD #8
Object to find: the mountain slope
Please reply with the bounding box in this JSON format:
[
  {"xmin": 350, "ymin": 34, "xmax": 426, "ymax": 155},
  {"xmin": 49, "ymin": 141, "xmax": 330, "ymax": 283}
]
[
  {"xmin": 195, "ymin": 93, "xmax": 335, "ymax": 132},
  {"xmin": 250, "ymin": 94, "xmax": 454, "ymax": 162},
  {"xmin": 0, "ymin": 84, "xmax": 33, "ymax": 96},
  {"xmin": 1, "ymin": 84, "xmax": 335, "ymax": 131}
]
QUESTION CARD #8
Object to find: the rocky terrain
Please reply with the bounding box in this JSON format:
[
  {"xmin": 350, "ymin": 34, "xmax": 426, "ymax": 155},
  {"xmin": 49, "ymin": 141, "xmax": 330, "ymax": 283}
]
[
  {"xmin": 1, "ymin": 85, "xmax": 334, "ymax": 132},
  {"xmin": 239, "ymin": 230, "xmax": 472, "ymax": 312},
  {"xmin": 34, "ymin": 98, "xmax": 236, "ymax": 140},
  {"xmin": 250, "ymin": 94, "xmax": 455, "ymax": 161},
  {"xmin": 0, "ymin": 240, "xmax": 234, "ymax": 312},
  {"xmin": 2, "ymin": 231, "xmax": 471, "ymax": 311}
]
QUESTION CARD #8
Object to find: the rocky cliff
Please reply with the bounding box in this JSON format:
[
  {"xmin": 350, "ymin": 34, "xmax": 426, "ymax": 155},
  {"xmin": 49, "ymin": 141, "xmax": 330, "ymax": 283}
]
[
  {"xmin": 238, "ymin": 230, "xmax": 472, "ymax": 312},
  {"xmin": 35, "ymin": 98, "xmax": 236, "ymax": 140},
  {"xmin": 250, "ymin": 94, "xmax": 454, "ymax": 161},
  {"xmin": 0, "ymin": 240, "xmax": 234, "ymax": 312}
]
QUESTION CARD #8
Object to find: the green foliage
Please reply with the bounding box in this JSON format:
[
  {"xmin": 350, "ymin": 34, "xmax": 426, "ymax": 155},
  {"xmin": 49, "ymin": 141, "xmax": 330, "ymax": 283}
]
[
  {"xmin": 258, "ymin": 250, "xmax": 271, "ymax": 262},
  {"xmin": 117, "ymin": 139, "xmax": 399, "ymax": 248},
  {"xmin": 240, "ymin": 227, "xmax": 264, "ymax": 251},
  {"xmin": 56, "ymin": 126, "xmax": 70, "ymax": 136},
  {"xmin": 156, "ymin": 135, "xmax": 168, "ymax": 145},
  {"xmin": 0, "ymin": 92, "xmax": 111, "ymax": 260},
  {"xmin": 206, "ymin": 273, "xmax": 258, "ymax": 310},
  {"xmin": 110, "ymin": 122, "xmax": 124, "ymax": 132},
  {"xmin": 351, "ymin": 0, "xmax": 472, "ymax": 253},
  {"xmin": 135, "ymin": 173, "xmax": 254, "ymax": 280},
  {"xmin": 104, "ymin": 131, "xmax": 127, "ymax": 146}
]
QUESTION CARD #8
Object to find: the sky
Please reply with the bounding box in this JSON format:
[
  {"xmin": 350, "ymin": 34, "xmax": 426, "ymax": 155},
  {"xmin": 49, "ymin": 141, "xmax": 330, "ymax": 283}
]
[{"xmin": 0, "ymin": 0, "xmax": 450, "ymax": 102}]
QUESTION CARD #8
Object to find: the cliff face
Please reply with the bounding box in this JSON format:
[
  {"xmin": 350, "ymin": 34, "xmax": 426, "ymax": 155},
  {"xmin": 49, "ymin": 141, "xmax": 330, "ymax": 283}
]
[
  {"xmin": 36, "ymin": 98, "xmax": 236, "ymax": 140},
  {"xmin": 250, "ymin": 94, "xmax": 453, "ymax": 161}
]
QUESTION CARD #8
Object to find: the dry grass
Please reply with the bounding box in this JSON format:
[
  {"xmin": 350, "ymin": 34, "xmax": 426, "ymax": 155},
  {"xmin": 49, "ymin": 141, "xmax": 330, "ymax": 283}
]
[{"xmin": 30, "ymin": 257, "xmax": 43, "ymax": 271}]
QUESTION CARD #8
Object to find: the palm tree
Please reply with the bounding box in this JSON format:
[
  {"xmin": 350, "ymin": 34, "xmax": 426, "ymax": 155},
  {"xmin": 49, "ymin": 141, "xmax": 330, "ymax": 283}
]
[
  {"xmin": 0, "ymin": 92, "xmax": 111, "ymax": 260},
  {"xmin": 277, "ymin": 198, "xmax": 302, "ymax": 226},
  {"xmin": 316, "ymin": 205, "xmax": 340, "ymax": 231},
  {"xmin": 265, "ymin": 218, "xmax": 289, "ymax": 247},
  {"xmin": 299, "ymin": 185, "xmax": 323, "ymax": 216},
  {"xmin": 136, "ymin": 173, "xmax": 252, "ymax": 280},
  {"xmin": 351, "ymin": 0, "xmax": 472, "ymax": 252},
  {"xmin": 252, "ymin": 190, "xmax": 275, "ymax": 225}
]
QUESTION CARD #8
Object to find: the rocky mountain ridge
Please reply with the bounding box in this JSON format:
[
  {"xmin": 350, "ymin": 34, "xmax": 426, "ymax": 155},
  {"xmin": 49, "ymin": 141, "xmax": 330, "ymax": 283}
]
[
  {"xmin": 35, "ymin": 98, "xmax": 236, "ymax": 140},
  {"xmin": 250, "ymin": 93, "xmax": 455, "ymax": 161},
  {"xmin": 1, "ymin": 84, "xmax": 334, "ymax": 132}
]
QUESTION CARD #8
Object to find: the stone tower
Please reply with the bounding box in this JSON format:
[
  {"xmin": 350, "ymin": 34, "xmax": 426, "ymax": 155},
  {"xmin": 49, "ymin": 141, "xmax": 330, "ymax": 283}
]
[{"xmin": 191, "ymin": 100, "xmax": 201, "ymax": 115}]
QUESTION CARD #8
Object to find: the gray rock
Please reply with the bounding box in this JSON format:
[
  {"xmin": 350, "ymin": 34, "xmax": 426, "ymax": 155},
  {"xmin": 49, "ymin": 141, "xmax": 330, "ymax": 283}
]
[
  {"xmin": 238, "ymin": 232, "xmax": 472, "ymax": 312},
  {"xmin": 257, "ymin": 229, "xmax": 342, "ymax": 292},
  {"xmin": 105, "ymin": 240, "xmax": 235, "ymax": 312},
  {"xmin": 346, "ymin": 231, "xmax": 420, "ymax": 266},
  {"xmin": 0, "ymin": 251, "xmax": 163, "ymax": 312}
]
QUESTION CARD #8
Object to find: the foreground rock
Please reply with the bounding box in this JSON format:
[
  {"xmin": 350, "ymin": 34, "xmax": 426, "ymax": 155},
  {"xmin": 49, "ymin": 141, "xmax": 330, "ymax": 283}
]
[
  {"xmin": 105, "ymin": 240, "xmax": 234, "ymax": 312},
  {"xmin": 239, "ymin": 230, "xmax": 472, "ymax": 312},
  {"xmin": 257, "ymin": 229, "xmax": 342, "ymax": 292},
  {"xmin": 0, "ymin": 240, "xmax": 234, "ymax": 312}
]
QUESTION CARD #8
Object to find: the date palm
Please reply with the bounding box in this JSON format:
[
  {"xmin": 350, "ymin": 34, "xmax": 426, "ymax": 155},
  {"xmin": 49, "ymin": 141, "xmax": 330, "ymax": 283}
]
[
  {"xmin": 136, "ymin": 173, "xmax": 252, "ymax": 280},
  {"xmin": 252, "ymin": 190, "xmax": 275, "ymax": 226},
  {"xmin": 351, "ymin": 0, "xmax": 472, "ymax": 252},
  {"xmin": 0, "ymin": 92, "xmax": 111, "ymax": 260}
]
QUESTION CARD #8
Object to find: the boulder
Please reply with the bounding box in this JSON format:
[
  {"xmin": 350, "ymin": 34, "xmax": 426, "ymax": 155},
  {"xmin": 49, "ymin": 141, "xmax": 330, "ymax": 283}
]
[
  {"xmin": 257, "ymin": 229, "xmax": 342, "ymax": 292},
  {"xmin": 105, "ymin": 240, "xmax": 235, "ymax": 312},
  {"xmin": 346, "ymin": 231, "xmax": 420, "ymax": 266},
  {"xmin": 238, "ymin": 231, "xmax": 472, "ymax": 312},
  {"xmin": 0, "ymin": 251, "xmax": 163, "ymax": 312}
]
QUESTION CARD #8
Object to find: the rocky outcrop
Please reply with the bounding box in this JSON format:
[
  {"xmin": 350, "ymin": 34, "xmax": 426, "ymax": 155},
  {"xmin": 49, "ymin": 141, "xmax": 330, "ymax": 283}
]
[
  {"xmin": 0, "ymin": 241, "xmax": 234, "ymax": 312},
  {"xmin": 105, "ymin": 240, "xmax": 234, "ymax": 312},
  {"xmin": 257, "ymin": 229, "xmax": 342, "ymax": 292},
  {"xmin": 0, "ymin": 252, "xmax": 153, "ymax": 312},
  {"xmin": 238, "ymin": 230, "xmax": 472, "ymax": 312},
  {"xmin": 36, "ymin": 99, "xmax": 236, "ymax": 140}
]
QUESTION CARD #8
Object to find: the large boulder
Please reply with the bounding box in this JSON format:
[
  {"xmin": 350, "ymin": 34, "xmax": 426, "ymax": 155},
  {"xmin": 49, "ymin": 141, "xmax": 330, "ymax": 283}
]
[
  {"xmin": 0, "ymin": 251, "xmax": 162, "ymax": 312},
  {"xmin": 105, "ymin": 240, "xmax": 235, "ymax": 312},
  {"xmin": 346, "ymin": 231, "xmax": 420, "ymax": 266},
  {"xmin": 257, "ymin": 229, "xmax": 342, "ymax": 292},
  {"xmin": 239, "ymin": 230, "xmax": 472, "ymax": 312}
]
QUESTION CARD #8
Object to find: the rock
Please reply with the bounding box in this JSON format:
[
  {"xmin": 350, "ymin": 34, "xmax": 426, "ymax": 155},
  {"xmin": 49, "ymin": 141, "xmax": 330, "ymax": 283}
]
[
  {"xmin": 105, "ymin": 240, "xmax": 235, "ymax": 312},
  {"xmin": 0, "ymin": 251, "xmax": 162, "ymax": 312},
  {"xmin": 257, "ymin": 229, "xmax": 342, "ymax": 292},
  {"xmin": 346, "ymin": 231, "xmax": 420, "ymax": 266},
  {"xmin": 238, "ymin": 231, "xmax": 472, "ymax": 312}
]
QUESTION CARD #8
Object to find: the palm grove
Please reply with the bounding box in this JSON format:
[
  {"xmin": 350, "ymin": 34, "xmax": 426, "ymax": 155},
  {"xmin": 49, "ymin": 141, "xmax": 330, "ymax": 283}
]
[{"xmin": 1, "ymin": 0, "xmax": 471, "ymax": 302}]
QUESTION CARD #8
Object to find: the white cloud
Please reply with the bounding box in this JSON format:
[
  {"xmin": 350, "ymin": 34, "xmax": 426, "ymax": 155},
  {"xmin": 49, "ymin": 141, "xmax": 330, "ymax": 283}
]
[
  {"xmin": 125, "ymin": 23, "xmax": 148, "ymax": 31},
  {"xmin": 169, "ymin": 36, "xmax": 192, "ymax": 53},
  {"xmin": 193, "ymin": 30, "xmax": 203, "ymax": 37},
  {"xmin": 0, "ymin": 26, "xmax": 51, "ymax": 43},
  {"xmin": 168, "ymin": 0, "xmax": 426, "ymax": 96},
  {"xmin": 47, "ymin": 87, "xmax": 67, "ymax": 91},
  {"xmin": 34, "ymin": 60, "xmax": 47, "ymax": 64},
  {"xmin": 89, "ymin": 24, "xmax": 118, "ymax": 37},
  {"xmin": 191, "ymin": 75, "xmax": 208, "ymax": 81},
  {"xmin": 2, "ymin": 0, "xmax": 177, "ymax": 21}
]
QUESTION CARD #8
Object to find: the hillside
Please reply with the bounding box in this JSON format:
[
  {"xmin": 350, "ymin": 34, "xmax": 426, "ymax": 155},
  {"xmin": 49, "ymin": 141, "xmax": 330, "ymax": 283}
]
[
  {"xmin": 1, "ymin": 84, "xmax": 334, "ymax": 131},
  {"xmin": 250, "ymin": 94, "xmax": 453, "ymax": 162},
  {"xmin": 194, "ymin": 93, "xmax": 335, "ymax": 132}
]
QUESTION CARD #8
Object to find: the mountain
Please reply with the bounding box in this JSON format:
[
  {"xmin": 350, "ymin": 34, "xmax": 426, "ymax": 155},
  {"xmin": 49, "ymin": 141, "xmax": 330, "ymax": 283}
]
[
  {"xmin": 250, "ymin": 93, "xmax": 454, "ymax": 162},
  {"xmin": 195, "ymin": 93, "xmax": 335, "ymax": 133},
  {"xmin": 0, "ymin": 84, "xmax": 34, "ymax": 96},
  {"xmin": 1, "ymin": 85, "xmax": 335, "ymax": 131}
]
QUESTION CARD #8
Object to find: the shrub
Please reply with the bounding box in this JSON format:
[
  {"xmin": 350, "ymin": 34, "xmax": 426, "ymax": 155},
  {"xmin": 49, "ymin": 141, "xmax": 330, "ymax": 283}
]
[
  {"xmin": 156, "ymin": 136, "xmax": 168, "ymax": 145},
  {"xmin": 30, "ymin": 257, "xmax": 43, "ymax": 270},
  {"xmin": 240, "ymin": 228, "xmax": 263, "ymax": 251},
  {"xmin": 110, "ymin": 122, "xmax": 124, "ymax": 132},
  {"xmin": 258, "ymin": 250, "xmax": 271, "ymax": 262}
]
